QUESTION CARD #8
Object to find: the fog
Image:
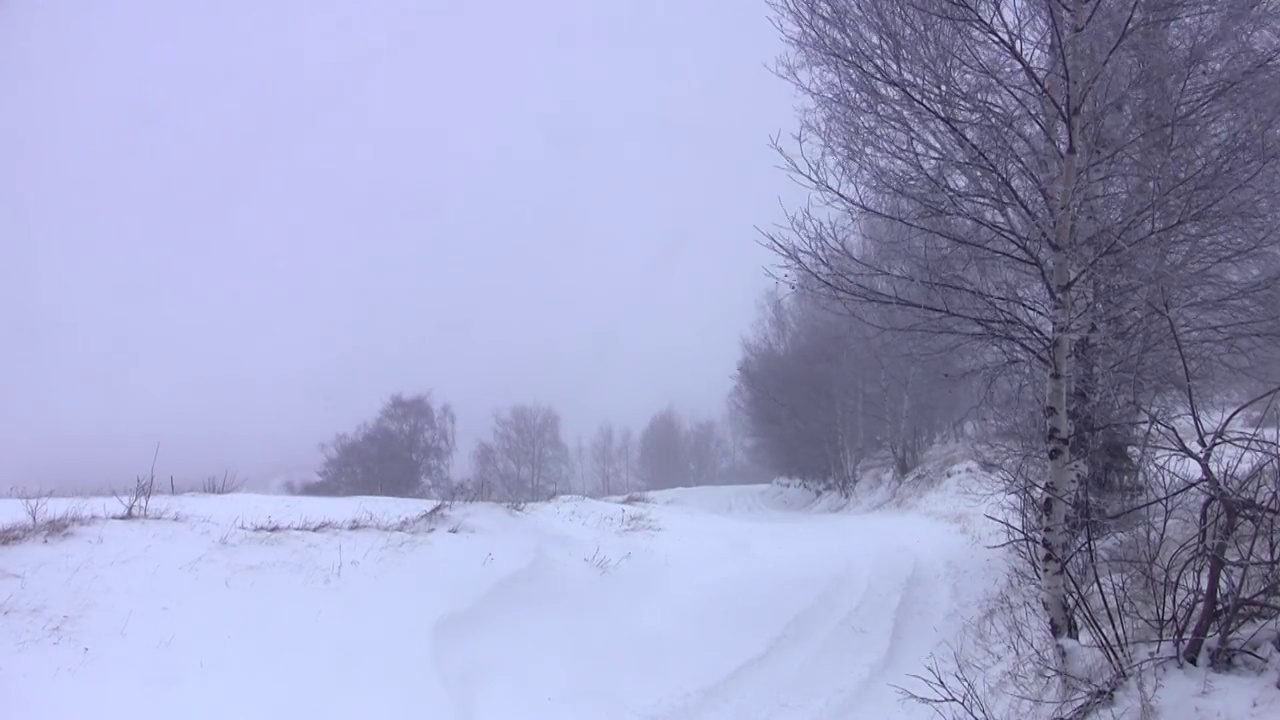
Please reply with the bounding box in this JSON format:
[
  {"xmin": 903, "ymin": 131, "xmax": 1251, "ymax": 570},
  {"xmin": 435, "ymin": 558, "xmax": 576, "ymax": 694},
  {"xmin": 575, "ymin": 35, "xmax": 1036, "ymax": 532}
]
[{"xmin": 0, "ymin": 1, "xmax": 794, "ymax": 490}]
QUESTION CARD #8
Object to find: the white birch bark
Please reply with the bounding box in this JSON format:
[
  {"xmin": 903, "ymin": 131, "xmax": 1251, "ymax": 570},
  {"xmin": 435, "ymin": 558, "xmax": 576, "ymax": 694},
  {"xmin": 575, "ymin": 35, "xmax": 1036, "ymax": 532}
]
[{"xmin": 1040, "ymin": 0, "xmax": 1085, "ymax": 655}]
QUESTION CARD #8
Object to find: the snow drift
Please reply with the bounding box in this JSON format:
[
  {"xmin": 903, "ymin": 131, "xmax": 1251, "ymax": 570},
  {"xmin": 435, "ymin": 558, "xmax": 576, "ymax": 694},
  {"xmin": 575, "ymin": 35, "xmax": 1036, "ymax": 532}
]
[{"xmin": 1, "ymin": 474, "xmax": 1002, "ymax": 720}]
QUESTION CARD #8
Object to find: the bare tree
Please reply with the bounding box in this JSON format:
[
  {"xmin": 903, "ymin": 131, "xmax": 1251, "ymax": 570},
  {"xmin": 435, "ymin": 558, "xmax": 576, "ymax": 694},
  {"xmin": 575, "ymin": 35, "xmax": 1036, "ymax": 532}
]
[
  {"xmin": 590, "ymin": 422, "xmax": 621, "ymax": 497},
  {"xmin": 723, "ymin": 398, "xmax": 749, "ymax": 478},
  {"xmin": 638, "ymin": 407, "xmax": 688, "ymax": 490},
  {"xmin": 312, "ymin": 393, "xmax": 457, "ymax": 497},
  {"xmin": 574, "ymin": 436, "xmax": 586, "ymax": 496},
  {"xmin": 735, "ymin": 289, "xmax": 861, "ymax": 486},
  {"xmin": 619, "ymin": 426, "xmax": 635, "ymax": 494},
  {"xmin": 472, "ymin": 404, "xmax": 570, "ymax": 502},
  {"xmin": 733, "ymin": 287, "xmax": 968, "ymax": 492},
  {"xmin": 766, "ymin": 0, "xmax": 1280, "ymax": 665},
  {"xmin": 686, "ymin": 419, "xmax": 728, "ymax": 486}
]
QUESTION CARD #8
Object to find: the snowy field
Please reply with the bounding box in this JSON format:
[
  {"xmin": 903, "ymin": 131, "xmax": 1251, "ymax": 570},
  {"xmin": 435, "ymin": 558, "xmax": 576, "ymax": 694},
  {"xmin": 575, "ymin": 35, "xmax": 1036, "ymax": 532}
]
[
  {"xmin": 0, "ymin": 475, "xmax": 1003, "ymax": 720},
  {"xmin": 3, "ymin": 470, "xmax": 1275, "ymax": 719}
]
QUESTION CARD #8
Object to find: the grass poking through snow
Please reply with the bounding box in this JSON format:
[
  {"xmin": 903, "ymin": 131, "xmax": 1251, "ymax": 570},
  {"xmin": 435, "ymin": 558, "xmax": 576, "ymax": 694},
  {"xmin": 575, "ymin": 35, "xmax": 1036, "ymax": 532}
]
[{"xmin": 235, "ymin": 503, "xmax": 449, "ymax": 535}]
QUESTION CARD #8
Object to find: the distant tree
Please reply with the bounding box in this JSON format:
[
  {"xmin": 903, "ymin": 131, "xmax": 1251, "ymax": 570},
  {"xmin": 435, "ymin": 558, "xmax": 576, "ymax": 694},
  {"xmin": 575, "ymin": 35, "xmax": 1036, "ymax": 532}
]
[
  {"xmin": 310, "ymin": 392, "xmax": 456, "ymax": 497},
  {"xmin": 686, "ymin": 419, "xmax": 727, "ymax": 485},
  {"xmin": 472, "ymin": 404, "xmax": 569, "ymax": 502},
  {"xmin": 723, "ymin": 399, "xmax": 749, "ymax": 479},
  {"xmin": 733, "ymin": 288, "xmax": 968, "ymax": 493},
  {"xmin": 590, "ymin": 421, "xmax": 621, "ymax": 496},
  {"xmin": 637, "ymin": 407, "xmax": 688, "ymax": 490},
  {"xmin": 618, "ymin": 426, "xmax": 635, "ymax": 493},
  {"xmin": 574, "ymin": 436, "xmax": 586, "ymax": 496},
  {"xmin": 733, "ymin": 290, "xmax": 863, "ymax": 488}
]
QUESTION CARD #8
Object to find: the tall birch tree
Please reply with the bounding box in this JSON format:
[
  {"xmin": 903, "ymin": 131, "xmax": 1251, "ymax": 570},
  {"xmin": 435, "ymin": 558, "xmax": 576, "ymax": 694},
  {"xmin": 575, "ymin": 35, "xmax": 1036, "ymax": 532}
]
[{"xmin": 765, "ymin": 0, "xmax": 1280, "ymax": 659}]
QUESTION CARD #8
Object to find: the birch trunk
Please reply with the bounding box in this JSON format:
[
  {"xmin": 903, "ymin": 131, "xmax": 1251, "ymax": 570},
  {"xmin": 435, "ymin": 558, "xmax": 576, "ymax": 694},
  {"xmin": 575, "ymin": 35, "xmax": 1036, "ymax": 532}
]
[
  {"xmin": 855, "ymin": 370, "xmax": 865, "ymax": 485},
  {"xmin": 832, "ymin": 400, "xmax": 855, "ymax": 495},
  {"xmin": 1043, "ymin": 230, "xmax": 1080, "ymax": 648},
  {"xmin": 1041, "ymin": 0, "xmax": 1085, "ymax": 656},
  {"xmin": 897, "ymin": 365, "xmax": 914, "ymax": 478}
]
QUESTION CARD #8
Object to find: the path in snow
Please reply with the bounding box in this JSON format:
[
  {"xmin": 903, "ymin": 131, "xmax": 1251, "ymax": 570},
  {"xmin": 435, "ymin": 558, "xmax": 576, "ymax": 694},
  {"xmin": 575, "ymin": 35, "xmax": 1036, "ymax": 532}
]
[{"xmin": 0, "ymin": 485, "xmax": 999, "ymax": 720}]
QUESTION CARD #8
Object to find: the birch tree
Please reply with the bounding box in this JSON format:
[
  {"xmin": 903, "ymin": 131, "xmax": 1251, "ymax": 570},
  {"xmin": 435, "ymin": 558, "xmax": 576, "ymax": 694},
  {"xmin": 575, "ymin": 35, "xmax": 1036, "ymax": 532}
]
[
  {"xmin": 590, "ymin": 421, "xmax": 621, "ymax": 496},
  {"xmin": 574, "ymin": 436, "xmax": 586, "ymax": 497},
  {"xmin": 723, "ymin": 399, "xmax": 750, "ymax": 479},
  {"xmin": 766, "ymin": 0, "xmax": 1280, "ymax": 660},
  {"xmin": 619, "ymin": 427, "xmax": 635, "ymax": 493},
  {"xmin": 472, "ymin": 404, "xmax": 570, "ymax": 502}
]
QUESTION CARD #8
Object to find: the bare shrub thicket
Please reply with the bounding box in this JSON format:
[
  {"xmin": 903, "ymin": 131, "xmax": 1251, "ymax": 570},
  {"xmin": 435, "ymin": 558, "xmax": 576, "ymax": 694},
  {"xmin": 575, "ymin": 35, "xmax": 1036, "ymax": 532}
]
[
  {"xmin": 921, "ymin": 388, "xmax": 1280, "ymax": 719},
  {"xmin": 19, "ymin": 493, "xmax": 50, "ymax": 526},
  {"xmin": 1070, "ymin": 389, "xmax": 1280, "ymax": 674},
  {"xmin": 2, "ymin": 493, "xmax": 98, "ymax": 546},
  {"xmin": 0, "ymin": 509, "xmax": 94, "ymax": 546},
  {"xmin": 114, "ymin": 473, "xmax": 156, "ymax": 520}
]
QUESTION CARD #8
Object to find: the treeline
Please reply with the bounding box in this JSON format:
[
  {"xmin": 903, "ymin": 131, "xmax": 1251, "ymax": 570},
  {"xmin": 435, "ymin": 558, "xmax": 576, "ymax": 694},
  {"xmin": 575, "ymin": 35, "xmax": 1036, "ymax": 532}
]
[
  {"xmin": 293, "ymin": 394, "xmax": 765, "ymax": 501},
  {"xmin": 730, "ymin": 288, "xmax": 976, "ymax": 495}
]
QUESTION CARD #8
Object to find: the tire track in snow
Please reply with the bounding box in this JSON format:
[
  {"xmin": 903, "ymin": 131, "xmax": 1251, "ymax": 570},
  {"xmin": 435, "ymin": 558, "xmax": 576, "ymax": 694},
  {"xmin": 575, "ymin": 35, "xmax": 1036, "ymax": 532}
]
[
  {"xmin": 644, "ymin": 562, "xmax": 873, "ymax": 720},
  {"xmin": 427, "ymin": 499, "xmax": 984, "ymax": 720},
  {"xmin": 427, "ymin": 512, "xmax": 602, "ymax": 720},
  {"xmin": 429, "ymin": 544, "xmax": 556, "ymax": 720},
  {"xmin": 646, "ymin": 536, "xmax": 948, "ymax": 720},
  {"xmin": 825, "ymin": 553, "xmax": 933, "ymax": 719}
]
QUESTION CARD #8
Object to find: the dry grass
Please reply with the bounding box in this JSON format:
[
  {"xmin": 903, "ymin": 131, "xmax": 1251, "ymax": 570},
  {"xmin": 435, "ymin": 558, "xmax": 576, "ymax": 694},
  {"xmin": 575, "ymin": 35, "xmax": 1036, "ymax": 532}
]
[
  {"xmin": 0, "ymin": 508, "xmax": 97, "ymax": 546},
  {"xmin": 199, "ymin": 470, "xmax": 245, "ymax": 495},
  {"xmin": 619, "ymin": 492, "xmax": 652, "ymax": 505},
  {"xmin": 583, "ymin": 546, "xmax": 632, "ymax": 574},
  {"xmin": 618, "ymin": 507, "xmax": 659, "ymax": 533},
  {"xmin": 236, "ymin": 503, "xmax": 448, "ymax": 535}
]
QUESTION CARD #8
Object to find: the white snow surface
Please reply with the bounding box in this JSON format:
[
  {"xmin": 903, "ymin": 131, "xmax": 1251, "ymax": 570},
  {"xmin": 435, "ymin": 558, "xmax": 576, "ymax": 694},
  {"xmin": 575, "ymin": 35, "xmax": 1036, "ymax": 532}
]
[
  {"xmin": 0, "ymin": 476, "xmax": 1006, "ymax": 720},
  {"xmin": 5, "ymin": 466, "xmax": 1278, "ymax": 719}
]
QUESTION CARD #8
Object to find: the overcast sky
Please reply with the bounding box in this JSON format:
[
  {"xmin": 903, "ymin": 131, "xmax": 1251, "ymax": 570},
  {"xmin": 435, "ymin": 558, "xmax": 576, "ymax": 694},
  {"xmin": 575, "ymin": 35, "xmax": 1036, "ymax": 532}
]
[{"xmin": 0, "ymin": 1, "xmax": 796, "ymax": 491}]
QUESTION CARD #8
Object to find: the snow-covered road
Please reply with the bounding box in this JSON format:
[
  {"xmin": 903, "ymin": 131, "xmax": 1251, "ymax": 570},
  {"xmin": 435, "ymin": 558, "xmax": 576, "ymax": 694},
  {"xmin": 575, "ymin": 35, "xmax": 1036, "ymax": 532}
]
[{"xmin": 0, "ymin": 484, "xmax": 1000, "ymax": 720}]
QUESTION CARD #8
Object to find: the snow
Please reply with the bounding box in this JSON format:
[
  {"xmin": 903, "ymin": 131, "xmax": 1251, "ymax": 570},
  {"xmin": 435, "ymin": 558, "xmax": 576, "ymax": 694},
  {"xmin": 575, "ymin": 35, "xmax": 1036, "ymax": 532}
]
[
  {"xmin": 6, "ymin": 466, "xmax": 1275, "ymax": 720},
  {"xmin": 1113, "ymin": 666, "xmax": 1280, "ymax": 720},
  {"xmin": 1, "ymin": 481, "xmax": 1002, "ymax": 720}
]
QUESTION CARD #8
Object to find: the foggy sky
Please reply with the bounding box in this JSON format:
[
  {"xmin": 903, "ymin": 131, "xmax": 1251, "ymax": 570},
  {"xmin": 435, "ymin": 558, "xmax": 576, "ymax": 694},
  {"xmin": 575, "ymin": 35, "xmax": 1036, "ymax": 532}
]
[{"xmin": 0, "ymin": 1, "xmax": 796, "ymax": 490}]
